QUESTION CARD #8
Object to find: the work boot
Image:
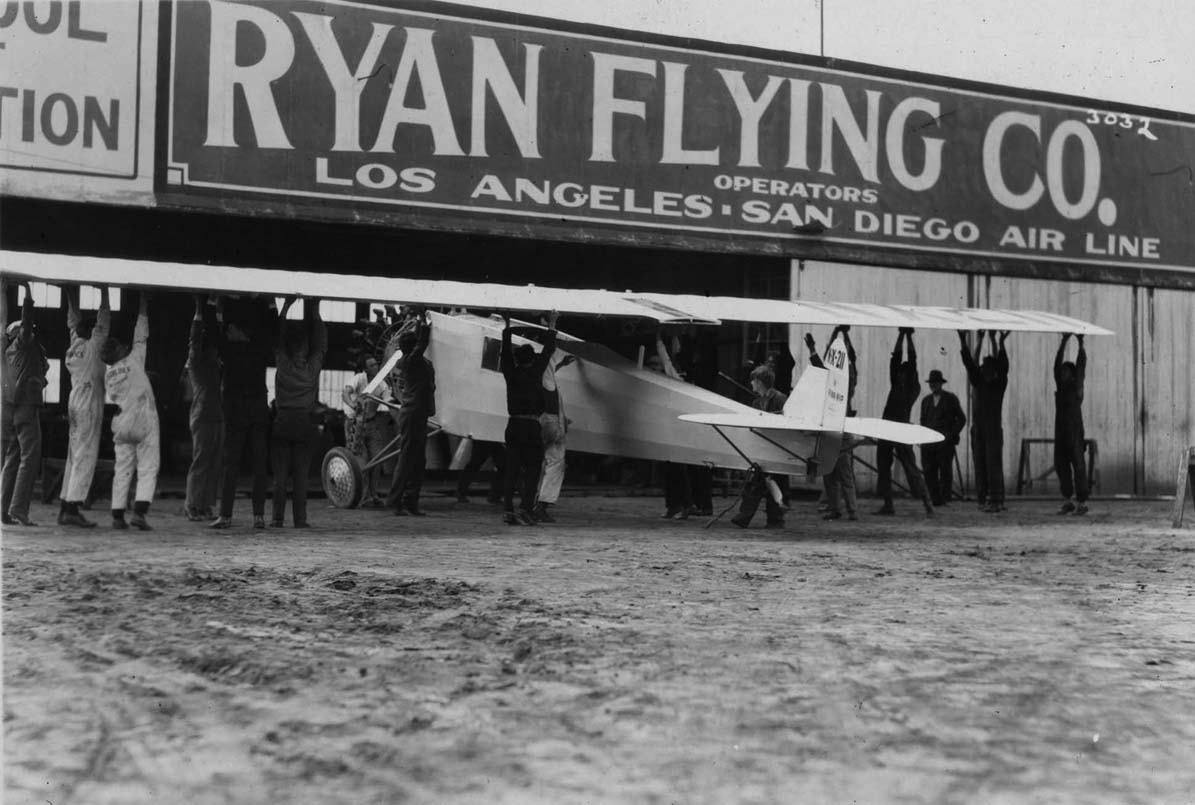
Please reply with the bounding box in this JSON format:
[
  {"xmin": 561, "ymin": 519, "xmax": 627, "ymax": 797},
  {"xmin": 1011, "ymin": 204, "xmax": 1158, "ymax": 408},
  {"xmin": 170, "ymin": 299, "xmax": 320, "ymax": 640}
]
[
  {"xmin": 502, "ymin": 511, "xmax": 521, "ymax": 526},
  {"xmin": 209, "ymin": 516, "xmax": 232, "ymax": 529},
  {"xmin": 822, "ymin": 511, "xmax": 842, "ymax": 521},
  {"xmin": 1057, "ymin": 500, "xmax": 1076, "ymax": 515},
  {"xmin": 516, "ymin": 509, "xmax": 538, "ymax": 526},
  {"xmin": 59, "ymin": 501, "xmax": 96, "ymax": 528},
  {"xmin": 60, "ymin": 511, "xmax": 97, "ymax": 528},
  {"xmin": 7, "ymin": 512, "xmax": 37, "ymax": 526},
  {"xmin": 765, "ymin": 519, "xmax": 785, "ymax": 529},
  {"xmin": 873, "ymin": 504, "xmax": 895, "ymax": 515},
  {"xmin": 730, "ymin": 515, "xmax": 751, "ymax": 528},
  {"xmin": 253, "ymin": 516, "xmax": 267, "ymax": 529},
  {"xmin": 129, "ymin": 513, "xmax": 152, "ymax": 531},
  {"xmin": 532, "ymin": 502, "xmax": 555, "ymax": 523},
  {"xmin": 1072, "ymin": 503, "xmax": 1089, "ymax": 516},
  {"xmin": 112, "ymin": 513, "xmax": 129, "ymax": 530}
]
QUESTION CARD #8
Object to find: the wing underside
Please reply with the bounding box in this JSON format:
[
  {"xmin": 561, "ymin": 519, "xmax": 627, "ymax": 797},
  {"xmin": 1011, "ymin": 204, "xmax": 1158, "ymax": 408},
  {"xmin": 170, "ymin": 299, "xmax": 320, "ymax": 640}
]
[{"xmin": 0, "ymin": 249, "xmax": 1112, "ymax": 334}]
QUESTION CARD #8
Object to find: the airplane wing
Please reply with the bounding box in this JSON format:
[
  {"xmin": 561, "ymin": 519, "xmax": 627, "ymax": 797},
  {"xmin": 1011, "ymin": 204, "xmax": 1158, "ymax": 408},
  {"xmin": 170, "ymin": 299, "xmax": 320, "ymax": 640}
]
[
  {"xmin": 636, "ymin": 293, "xmax": 1112, "ymax": 335},
  {"xmin": 0, "ymin": 250, "xmax": 717, "ymax": 325},
  {"xmin": 1, "ymin": 249, "xmax": 1111, "ymax": 334},
  {"xmin": 678, "ymin": 412, "xmax": 944, "ymax": 446}
]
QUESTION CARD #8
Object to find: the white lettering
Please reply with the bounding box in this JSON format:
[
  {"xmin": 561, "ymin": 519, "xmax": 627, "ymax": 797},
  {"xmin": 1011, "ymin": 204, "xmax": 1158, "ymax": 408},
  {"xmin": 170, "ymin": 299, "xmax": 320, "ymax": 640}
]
[
  {"xmin": 717, "ymin": 70, "xmax": 784, "ymax": 168},
  {"xmin": 589, "ymin": 52, "xmax": 655, "ymax": 162},
  {"xmin": 295, "ymin": 12, "xmax": 392, "ymax": 152},
  {"xmin": 371, "ymin": 27, "xmax": 464, "ymax": 155},
  {"xmin": 819, "ymin": 84, "xmax": 880, "ymax": 182},
  {"xmin": 660, "ymin": 62, "xmax": 719, "ymax": 165},
  {"xmin": 983, "ymin": 111, "xmax": 1044, "ymax": 211},
  {"xmin": 469, "ymin": 37, "xmax": 542, "ymax": 158},
  {"xmin": 885, "ymin": 96, "xmax": 944, "ymax": 192},
  {"xmin": 204, "ymin": 0, "xmax": 294, "ymax": 148}
]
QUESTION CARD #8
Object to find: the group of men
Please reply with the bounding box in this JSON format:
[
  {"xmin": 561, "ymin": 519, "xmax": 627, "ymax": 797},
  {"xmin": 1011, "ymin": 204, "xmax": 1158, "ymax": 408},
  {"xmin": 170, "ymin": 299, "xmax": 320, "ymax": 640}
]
[
  {"xmin": 727, "ymin": 325, "xmax": 1089, "ymax": 527},
  {"xmin": 339, "ymin": 310, "xmax": 573, "ymax": 526},
  {"xmin": 0, "ymin": 285, "xmax": 329, "ymax": 531},
  {"xmin": 3, "ymin": 286, "xmax": 1090, "ymax": 528},
  {"xmin": 185, "ymin": 293, "xmax": 328, "ymax": 530},
  {"xmin": 2, "ymin": 283, "xmax": 159, "ymax": 529}
]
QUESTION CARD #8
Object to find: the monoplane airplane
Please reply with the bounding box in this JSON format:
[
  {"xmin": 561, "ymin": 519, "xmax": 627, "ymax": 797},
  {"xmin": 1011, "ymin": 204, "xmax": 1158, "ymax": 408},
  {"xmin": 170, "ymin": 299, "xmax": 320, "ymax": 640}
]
[{"xmin": 1, "ymin": 250, "xmax": 1112, "ymax": 508}]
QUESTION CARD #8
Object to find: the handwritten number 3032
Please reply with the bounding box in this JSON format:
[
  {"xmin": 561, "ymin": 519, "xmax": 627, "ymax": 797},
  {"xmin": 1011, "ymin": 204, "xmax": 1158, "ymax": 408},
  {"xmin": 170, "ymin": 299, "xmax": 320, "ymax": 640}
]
[{"xmin": 1085, "ymin": 110, "xmax": 1157, "ymax": 141}]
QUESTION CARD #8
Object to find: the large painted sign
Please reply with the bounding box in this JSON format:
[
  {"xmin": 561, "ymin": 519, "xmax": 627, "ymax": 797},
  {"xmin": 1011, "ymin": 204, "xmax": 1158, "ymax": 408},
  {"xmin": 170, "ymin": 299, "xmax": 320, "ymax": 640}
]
[
  {"xmin": 162, "ymin": 0, "xmax": 1192, "ymax": 277},
  {"xmin": 0, "ymin": 0, "xmax": 157, "ymax": 203}
]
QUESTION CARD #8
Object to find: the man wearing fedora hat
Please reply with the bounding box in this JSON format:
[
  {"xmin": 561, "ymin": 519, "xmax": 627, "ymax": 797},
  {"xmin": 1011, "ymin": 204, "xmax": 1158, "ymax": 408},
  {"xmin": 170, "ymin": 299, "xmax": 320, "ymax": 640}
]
[{"xmin": 919, "ymin": 367, "xmax": 967, "ymax": 507}]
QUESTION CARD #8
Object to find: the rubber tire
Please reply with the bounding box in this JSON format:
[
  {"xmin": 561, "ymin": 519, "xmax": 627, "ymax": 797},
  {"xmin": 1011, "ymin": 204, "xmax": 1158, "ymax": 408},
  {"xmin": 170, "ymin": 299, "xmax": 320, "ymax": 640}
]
[{"xmin": 321, "ymin": 447, "xmax": 364, "ymax": 509}]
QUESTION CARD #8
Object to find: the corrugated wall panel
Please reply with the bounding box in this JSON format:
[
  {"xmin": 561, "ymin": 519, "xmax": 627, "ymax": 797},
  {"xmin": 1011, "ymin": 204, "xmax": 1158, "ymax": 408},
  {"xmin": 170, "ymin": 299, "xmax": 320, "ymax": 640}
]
[
  {"xmin": 986, "ymin": 277, "xmax": 1136, "ymax": 496},
  {"xmin": 1142, "ymin": 289, "xmax": 1195, "ymax": 494}
]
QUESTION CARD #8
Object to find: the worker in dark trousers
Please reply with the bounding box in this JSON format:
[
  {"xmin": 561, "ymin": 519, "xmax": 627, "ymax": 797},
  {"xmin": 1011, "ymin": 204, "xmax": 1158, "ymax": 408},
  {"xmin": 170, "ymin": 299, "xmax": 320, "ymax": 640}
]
[
  {"xmin": 959, "ymin": 330, "xmax": 1010, "ymax": 513},
  {"xmin": 874, "ymin": 328, "xmax": 934, "ymax": 517},
  {"xmin": 184, "ymin": 295, "xmax": 224, "ymax": 522},
  {"xmin": 270, "ymin": 297, "xmax": 327, "ymax": 528},
  {"xmin": 919, "ymin": 370, "xmax": 967, "ymax": 506},
  {"xmin": 1, "ymin": 284, "xmax": 48, "ymax": 526},
  {"xmin": 207, "ymin": 297, "xmax": 275, "ymax": 530},
  {"xmin": 386, "ymin": 312, "xmax": 435, "ymax": 517},
  {"xmin": 456, "ymin": 440, "xmax": 504, "ymax": 504},
  {"xmin": 1054, "ymin": 333, "xmax": 1088, "ymax": 515},
  {"xmin": 500, "ymin": 311, "xmax": 557, "ymax": 526},
  {"xmin": 731, "ymin": 365, "xmax": 788, "ymax": 529}
]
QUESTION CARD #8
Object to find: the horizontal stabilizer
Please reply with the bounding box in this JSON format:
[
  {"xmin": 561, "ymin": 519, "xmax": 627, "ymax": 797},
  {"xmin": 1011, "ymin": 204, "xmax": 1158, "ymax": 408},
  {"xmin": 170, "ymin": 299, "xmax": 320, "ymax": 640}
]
[
  {"xmin": 679, "ymin": 411, "xmax": 822, "ymax": 431},
  {"xmin": 843, "ymin": 418, "xmax": 944, "ymax": 445}
]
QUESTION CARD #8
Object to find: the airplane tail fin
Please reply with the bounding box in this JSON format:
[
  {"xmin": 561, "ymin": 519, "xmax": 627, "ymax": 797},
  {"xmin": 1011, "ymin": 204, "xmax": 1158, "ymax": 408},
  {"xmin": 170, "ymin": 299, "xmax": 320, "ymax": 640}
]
[
  {"xmin": 782, "ymin": 363, "xmax": 827, "ymax": 420},
  {"xmin": 785, "ymin": 334, "xmax": 849, "ymax": 476},
  {"xmin": 782, "ymin": 334, "xmax": 849, "ymax": 431}
]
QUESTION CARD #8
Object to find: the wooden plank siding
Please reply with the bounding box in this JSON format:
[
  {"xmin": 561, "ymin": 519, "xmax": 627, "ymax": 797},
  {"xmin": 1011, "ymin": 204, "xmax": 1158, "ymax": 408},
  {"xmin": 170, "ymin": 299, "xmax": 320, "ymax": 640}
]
[
  {"xmin": 1142, "ymin": 289, "xmax": 1195, "ymax": 494},
  {"xmin": 792, "ymin": 260, "xmax": 1194, "ymax": 497}
]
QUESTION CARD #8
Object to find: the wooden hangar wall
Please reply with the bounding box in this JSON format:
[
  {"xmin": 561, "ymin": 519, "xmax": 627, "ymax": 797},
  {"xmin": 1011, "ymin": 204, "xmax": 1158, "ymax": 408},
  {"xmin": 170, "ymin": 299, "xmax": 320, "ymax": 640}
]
[{"xmin": 795, "ymin": 261, "xmax": 1195, "ymax": 496}]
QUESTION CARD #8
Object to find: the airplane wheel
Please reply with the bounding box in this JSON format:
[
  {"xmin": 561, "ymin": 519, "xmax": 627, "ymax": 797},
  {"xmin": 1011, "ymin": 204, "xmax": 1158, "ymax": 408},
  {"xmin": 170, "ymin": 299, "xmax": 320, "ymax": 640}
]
[{"xmin": 321, "ymin": 447, "xmax": 364, "ymax": 509}]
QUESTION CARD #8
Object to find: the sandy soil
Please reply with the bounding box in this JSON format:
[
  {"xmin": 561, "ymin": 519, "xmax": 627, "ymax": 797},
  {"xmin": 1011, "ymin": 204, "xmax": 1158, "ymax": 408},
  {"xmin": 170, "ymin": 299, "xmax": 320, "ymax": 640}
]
[{"xmin": 4, "ymin": 495, "xmax": 1195, "ymax": 804}]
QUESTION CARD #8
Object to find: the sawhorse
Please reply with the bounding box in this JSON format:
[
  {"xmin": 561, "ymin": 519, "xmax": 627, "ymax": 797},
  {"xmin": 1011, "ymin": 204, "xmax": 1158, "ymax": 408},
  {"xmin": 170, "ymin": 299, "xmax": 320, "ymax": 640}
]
[
  {"xmin": 1173, "ymin": 446, "xmax": 1195, "ymax": 528},
  {"xmin": 1016, "ymin": 438, "xmax": 1099, "ymax": 495}
]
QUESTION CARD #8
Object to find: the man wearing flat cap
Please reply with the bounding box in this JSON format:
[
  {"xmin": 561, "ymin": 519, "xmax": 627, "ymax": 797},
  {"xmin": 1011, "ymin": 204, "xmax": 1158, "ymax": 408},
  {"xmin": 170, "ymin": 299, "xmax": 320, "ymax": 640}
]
[{"xmin": 919, "ymin": 369, "xmax": 966, "ymax": 507}]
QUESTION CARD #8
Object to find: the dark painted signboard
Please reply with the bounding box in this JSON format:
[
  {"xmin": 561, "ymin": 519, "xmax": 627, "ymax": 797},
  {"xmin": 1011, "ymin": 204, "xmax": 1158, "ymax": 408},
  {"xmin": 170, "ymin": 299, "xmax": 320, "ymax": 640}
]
[{"xmin": 163, "ymin": 0, "xmax": 1195, "ymax": 280}]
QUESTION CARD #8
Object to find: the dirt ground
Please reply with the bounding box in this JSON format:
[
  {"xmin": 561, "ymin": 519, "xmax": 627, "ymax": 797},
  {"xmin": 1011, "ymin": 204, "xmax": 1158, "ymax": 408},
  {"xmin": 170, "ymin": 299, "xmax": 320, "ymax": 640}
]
[{"xmin": 4, "ymin": 494, "xmax": 1195, "ymax": 805}]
